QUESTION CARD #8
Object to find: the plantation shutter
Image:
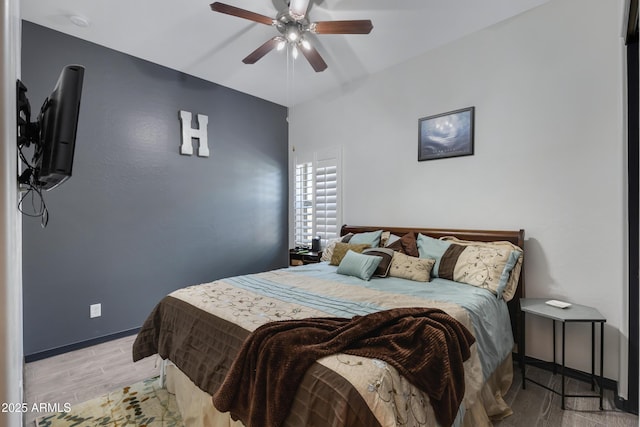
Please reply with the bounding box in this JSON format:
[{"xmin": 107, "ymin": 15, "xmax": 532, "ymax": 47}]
[
  {"xmin": 293, "ymin": 148, "xmax": 341, "ymax": 249},
  {"xmin": 294, "ymin": 161, "xmax": 314, "ymax": 247},
  {"xmin": 315, "ymin": 153, "xmax": 339, "ymax": 247}
]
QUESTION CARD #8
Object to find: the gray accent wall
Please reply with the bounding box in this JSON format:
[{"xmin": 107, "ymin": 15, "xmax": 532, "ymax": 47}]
[{"xmin": 21, "ymin": 22, "xmax": 289, "ymax": 357}]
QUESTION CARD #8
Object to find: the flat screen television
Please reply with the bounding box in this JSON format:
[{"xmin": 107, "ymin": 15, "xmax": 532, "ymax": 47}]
[{"xmin": 18, "ymin": 64, "xmax": 85, "ymax": 191}]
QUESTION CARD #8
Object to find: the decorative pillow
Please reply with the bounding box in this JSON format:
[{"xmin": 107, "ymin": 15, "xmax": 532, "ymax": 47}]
[
  {"xmin": 320, "ymin": 237, "xmax": 342, "ymax": 262},
  {"xmin": 388, "ymin": 252, "xmax": 435, "ymax": 282},
  {"xmin": 416, "ymin": 234, "xmax": 451, "ymax": 276},
  {"xmin": 441, "ymin": 236, "xmax": 523, "ymax": 301},
  {"xmin": 419, "ymin": 234, "xmax": 522, "ymax": 300},
  {"xmin": 384, "ymin": 233, "xmax": 401, "ymax": 247},
  {"xmin": 387, "ymin": 232, "xmax": 420, "ymax": 257},
  {"xmin": 349, "ymin": 230, "xmax": 383, "ymax": 248},
  {"xmin": 337, "ymin": 250, "xmax": 383, "ymax": 281},
  {"xmin": 379, "ymin": 231, "xmax": 392, "ymax": 247},
  {"xmin": 498, "ymin": 250, "xmax": 522, "ymax": 300},
  {"xmin": 362, "ymin": 247, "xmax": 394, "ymax": 278},
  {"xmin": 330, "ymin": 242, "xmax": 371, "ymax": 266},
  {"xmin": 341, "ymin": 233, "xmax": 354, "ymax": 243}
]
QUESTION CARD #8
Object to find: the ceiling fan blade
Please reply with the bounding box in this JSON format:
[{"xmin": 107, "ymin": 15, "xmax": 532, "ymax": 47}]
[
  {"xmin": 242, "ymin": 37, "xmax": 280, "ymax": 64},
  {"xmin": 300, "ymin": 44, "xmax": 328, "ymax": 72},
  {"xmin": 210, "ymin": 2, "xmax": 274, "ymax": 26},
  {"xmin": 312, "ymin": 20, "xmax": 373, "ymax": 34},
  {"xmin": 289, "ymin": 0, "xmax": 310, "ymax": 20}
]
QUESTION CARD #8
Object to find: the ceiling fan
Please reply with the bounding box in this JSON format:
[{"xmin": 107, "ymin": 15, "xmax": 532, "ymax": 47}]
[{"xmin": 210, "ymin": 0, "xmax": 373, "ymax": 72}]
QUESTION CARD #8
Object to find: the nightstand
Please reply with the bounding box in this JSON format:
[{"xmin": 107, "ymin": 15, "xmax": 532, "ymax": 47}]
[
  {"xmin": 519, "ymin": 298, "xmax": 606, "ymax": 410},
  {"xmin": 289, "ymin": 249, "xmax": 322, "ymax": 266}
]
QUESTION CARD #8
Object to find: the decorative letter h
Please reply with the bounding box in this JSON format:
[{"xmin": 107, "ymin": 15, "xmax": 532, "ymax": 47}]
[{"xmin": 179, "ymin": 110, "xmax": 209, "ymax": 157}]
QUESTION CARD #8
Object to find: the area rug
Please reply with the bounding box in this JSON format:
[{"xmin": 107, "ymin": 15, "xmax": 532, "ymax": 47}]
[{"xmin": 35, "ymin": 376, "xmax": 183, "ymax": 427}]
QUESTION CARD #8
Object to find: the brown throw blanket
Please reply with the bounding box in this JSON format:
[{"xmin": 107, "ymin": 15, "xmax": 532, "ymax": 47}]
[{"xmin": 212, "ymin": 307, "xmax": 475, "ymax": 427}]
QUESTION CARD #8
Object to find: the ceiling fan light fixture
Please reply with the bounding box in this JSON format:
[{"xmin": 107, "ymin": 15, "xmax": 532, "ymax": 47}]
[
  {"xmin": 210, "ymin": 1, "xmax": 373, "ymax": 73},
  {"xmin": 286, "ymin": 27, "xmax": 299, "ymax": 42}
]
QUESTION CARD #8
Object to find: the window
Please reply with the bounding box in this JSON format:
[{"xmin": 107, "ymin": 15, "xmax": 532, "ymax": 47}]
[
  {"xmin": 293, "ymin": 148, "xmax": 341, "ymax": 248},
  {"xmin": 294, "ymin": 161, "xmax": 313, "ymax": 247}
]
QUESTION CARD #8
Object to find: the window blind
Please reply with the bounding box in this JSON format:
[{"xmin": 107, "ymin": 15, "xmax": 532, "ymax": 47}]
[
  {"xmin": 294, "ymin": 161, "xmax": 314, "ymax": 247},
  {"xmin": 315, "ymin": 160, "xmax": 338, "ymax": 247},
  {"xmin": 293, "ymin": 148, "xmax": 341, "ymax": 249}
]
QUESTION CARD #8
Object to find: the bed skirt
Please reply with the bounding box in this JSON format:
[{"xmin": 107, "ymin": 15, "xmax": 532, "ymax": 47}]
[{"xmin": 165, "ymin": 353, "xmax": 514, "ymax": 427}]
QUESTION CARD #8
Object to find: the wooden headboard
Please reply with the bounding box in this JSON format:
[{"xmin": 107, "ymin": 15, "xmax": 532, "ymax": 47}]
[{"xmin": 340, "ymin": 224, "xmax": 525, "ymax": 344}]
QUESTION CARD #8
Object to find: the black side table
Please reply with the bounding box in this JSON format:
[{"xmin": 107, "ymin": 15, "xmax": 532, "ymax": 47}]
[
  {"xmin": 519, "ymin": 298, "xmax": 606, "ymax": 410},
  {"xmin": 289, "ymin": 249, "xmax": 322, "ymax": 266}
]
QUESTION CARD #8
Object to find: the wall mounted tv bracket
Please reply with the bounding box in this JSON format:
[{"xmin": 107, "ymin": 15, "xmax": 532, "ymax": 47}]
[{"xmin": 17, "ymin": 80, "xmax": 42, "ymax": 186}]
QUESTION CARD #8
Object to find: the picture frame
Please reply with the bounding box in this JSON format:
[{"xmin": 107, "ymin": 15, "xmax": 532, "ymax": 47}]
[{"xmin": 418, "ymin": 106, "xmax": 475, "ymax": 161}]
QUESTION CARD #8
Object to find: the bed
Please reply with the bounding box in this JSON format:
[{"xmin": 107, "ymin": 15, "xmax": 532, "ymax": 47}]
[{"xmin": 133, "ymin": 225, "xmax": 525, "ymax": 427}]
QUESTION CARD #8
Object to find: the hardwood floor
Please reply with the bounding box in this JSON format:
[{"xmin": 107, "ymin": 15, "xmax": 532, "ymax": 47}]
[
  {"xmin": 24, "ymin": 334, "xmax": 639, "ymax": 426},
  {"xmin": 23, "ymin": 334, "xmax": 160, "ymax": 426}
]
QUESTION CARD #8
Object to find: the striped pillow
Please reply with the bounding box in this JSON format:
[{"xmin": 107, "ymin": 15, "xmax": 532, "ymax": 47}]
[{"xmin": 362, "ymin": 247, "xmax": 395, "ymax": 278}]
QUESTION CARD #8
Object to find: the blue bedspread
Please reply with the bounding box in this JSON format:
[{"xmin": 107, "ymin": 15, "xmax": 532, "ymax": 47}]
[{"xmin": 228, "ymin": 262, "xmax": 514, "ymax": 381}]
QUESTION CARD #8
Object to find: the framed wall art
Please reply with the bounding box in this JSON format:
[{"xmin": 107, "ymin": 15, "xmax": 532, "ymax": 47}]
[{"xmin": 418, "ymin": 106, "xmax": 475, "ymax": 161}]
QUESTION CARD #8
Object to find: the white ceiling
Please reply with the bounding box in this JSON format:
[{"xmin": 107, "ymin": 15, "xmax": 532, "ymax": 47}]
[{"xmin": 21, "ymin": 0, "xmax": 548, "ymax": 107}]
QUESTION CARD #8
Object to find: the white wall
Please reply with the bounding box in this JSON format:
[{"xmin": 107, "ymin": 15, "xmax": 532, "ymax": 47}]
[
  {"xmin": 290, "ymin": 0, "xmax": 627, "ymax": 387},
  {"xmin": 0, "ymin": 0, "xmax": 23, "ymax": 426}
]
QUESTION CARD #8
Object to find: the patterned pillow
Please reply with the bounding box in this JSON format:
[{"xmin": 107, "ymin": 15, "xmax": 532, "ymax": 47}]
[
  {"xmin": 386, "ymin": 232, "xmax": 419, "ymax": 257},
  {"xmin": 330, "ymin": 242, "xmax": 371, "ymax": 266},
  {"xmin": 320, "ymin": 237, "xmax": 342, "ymax": 262},
  {"xmin": 388, "ymin": 252, "xmax": 435, "ymax": 282},
  {"xmin": 440, "ymin": 236, "xmax": 523, "ymax": 301},
  {"xmin": 362, "ymin": 247, "xmax": 394, "ymax": 278},
  {"xmin": 418, "ymin": 233, "xmax": 522, "ymax": 300}
]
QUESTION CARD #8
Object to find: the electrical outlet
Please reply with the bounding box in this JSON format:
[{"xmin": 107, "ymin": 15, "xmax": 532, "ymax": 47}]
[{"xmin": 90, "ymin": 303, "xmax": 101, "ymax": 318}]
